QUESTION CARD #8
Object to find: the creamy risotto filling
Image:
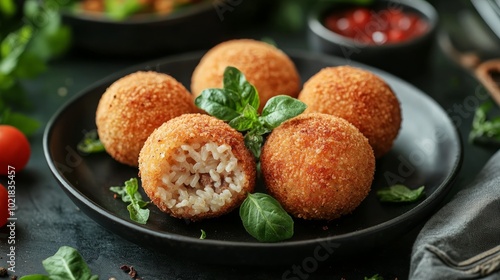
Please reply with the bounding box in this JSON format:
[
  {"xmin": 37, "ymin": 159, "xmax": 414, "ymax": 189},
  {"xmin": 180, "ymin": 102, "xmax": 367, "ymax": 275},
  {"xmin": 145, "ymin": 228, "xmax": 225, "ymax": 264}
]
[{"xmin": 156, "ymin": 142, "xmax": 244, "ymax": 215}]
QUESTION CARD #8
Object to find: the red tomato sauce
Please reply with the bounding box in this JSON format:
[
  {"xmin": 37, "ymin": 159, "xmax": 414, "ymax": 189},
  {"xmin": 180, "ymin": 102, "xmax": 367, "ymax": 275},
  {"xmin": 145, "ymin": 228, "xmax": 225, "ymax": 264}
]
[{"xmin": 323, "ymin": 7, "xmax": 429, "ymax": 45}]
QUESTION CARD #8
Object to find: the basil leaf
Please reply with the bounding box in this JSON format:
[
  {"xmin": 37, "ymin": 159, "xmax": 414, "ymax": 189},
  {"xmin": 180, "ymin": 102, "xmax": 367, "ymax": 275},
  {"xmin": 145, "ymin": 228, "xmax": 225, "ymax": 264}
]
[
  {"xmin": 125, "ymin": 177, "xmax": 138, "ymax": 194},
  {"xmin": 41, "ymin": 246, "xmax": 98, "ymax": 280},
  {"xmin": 19, "ymin": 275, "xmax": 51, "ymax": 280},
  {"xmin": 377, "ymin": 185, "xmax": 425, "ymax": 202},
  {"xmin": 228, "ymin": 104, "xmax": 259, "ymax": 131},
  {"xmin": 197, "ymin": 66, "xmax": 305, "ymax": 163},
  {"xmin": 195, "ymin": 88, "xmax": 240, "ymax": 121},
  {"xmin": 469, "ymin": 101, "xmax": 500, "ymax": 145},
  {"xmin": 260, "ymin": 95, "xmax": 306, "ymax": 129},
  {"xmin": 200, "ymin": 229, "xmax": 207, "ymax": 240},
  {"xmin": 244, "ymin": 132, "xmax": 264, "ymax": 158},
  {"xmin": 0, "ymin": 25, "xmax": 33, "ymax": 74},
  {"xmin": 77, "ymin": 129, "xmax": 105, "ymax": 153},
  {"xmin": 239, "ymin": 192, "xmax": 294, "ymax": 242},
  {"xmin": 109, "ymin": 186, "xmax": 128, "ymax": 202},
  {"xmin": 223, "ymin": 66, "xmax": 259, "ymax": 110},
  {"xmin": 110, "ymin": 178, "xmax": 150, "ymax": 224},
  {"xmin": 127, "ymin": 203, "xmax": 150, "ymax": 225}
]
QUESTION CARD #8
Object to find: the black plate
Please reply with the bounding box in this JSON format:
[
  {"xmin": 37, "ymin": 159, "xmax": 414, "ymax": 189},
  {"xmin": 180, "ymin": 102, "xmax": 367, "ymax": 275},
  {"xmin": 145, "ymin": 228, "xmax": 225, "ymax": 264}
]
[{"xmin": 43, "ymin": 51, "xmax": 462, "ymax": 265}]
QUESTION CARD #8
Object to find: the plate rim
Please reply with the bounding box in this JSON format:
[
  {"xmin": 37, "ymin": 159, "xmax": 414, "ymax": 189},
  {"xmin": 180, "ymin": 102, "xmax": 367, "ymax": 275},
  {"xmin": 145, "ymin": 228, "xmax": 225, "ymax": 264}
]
[{"xmin": 42, "ymin": 50, "xmax": 463, "ymax": 250}]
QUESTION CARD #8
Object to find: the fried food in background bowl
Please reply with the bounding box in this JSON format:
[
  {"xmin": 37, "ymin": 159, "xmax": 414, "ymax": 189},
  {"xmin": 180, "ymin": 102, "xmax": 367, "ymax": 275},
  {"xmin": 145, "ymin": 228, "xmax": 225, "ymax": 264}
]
[
  {"xmin": 96, "ymin": 71, "xmax": 196, "ymax": 166},
  {"xmin": 61, "ymin": 1, "xmax": 266, "ymax": 56},
  {"xmin": 261, "ymin": 113, "xmax": 375, "ymax": 220},
  {"xmin": 139, "ymin": 114, "xmax": 256, "ymax": 221},
  {"xmin": 298, "ymin": 66, "xmax": 401, "ymax": 158},
  {"xmin": 191, "ymin": 39, "xmax": 301, "ymax": 112},
  {"xmin": 77, "ymin": 0, "xmax": 205, "ymax": 20}
]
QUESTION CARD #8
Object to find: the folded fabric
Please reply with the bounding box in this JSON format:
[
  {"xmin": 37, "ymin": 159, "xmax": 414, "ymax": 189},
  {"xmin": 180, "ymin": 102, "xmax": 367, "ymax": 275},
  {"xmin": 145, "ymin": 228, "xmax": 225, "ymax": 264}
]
[{"xmin": 409, "ymin": 150, "xmax": 500, "ymax": 279}]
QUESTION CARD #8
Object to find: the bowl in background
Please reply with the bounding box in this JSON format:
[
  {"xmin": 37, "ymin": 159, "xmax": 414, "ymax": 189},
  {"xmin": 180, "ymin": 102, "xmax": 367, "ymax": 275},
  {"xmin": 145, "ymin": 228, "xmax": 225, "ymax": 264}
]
[
  {"xmin": 307, "ymin": 0, "xmax": 438, "ymax": 77},
  {"xmin": 61, "ymin": 0, "xmax": 262, "ymax": 57}
]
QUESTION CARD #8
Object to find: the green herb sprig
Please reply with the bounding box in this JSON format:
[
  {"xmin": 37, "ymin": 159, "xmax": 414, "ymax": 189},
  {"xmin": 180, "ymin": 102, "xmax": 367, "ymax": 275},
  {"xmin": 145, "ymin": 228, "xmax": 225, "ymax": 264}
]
[
  {"xmin": 77, "ymin": 129, "xmax": 105, "ymax": 153},
  {"xmin": 377, "ymin": 185, "xmax": 425, "ymax": 203},
  {"xmin": 469, "ymin": 101, "xmax": 500, "ymax": 146},
  {"xmin": 20, "ymin": 246, "xmax": 98, "ymax": 280},
  {"xmin": 239, "ymin": 192, "xmax": 294, "ymax": 242},
  {"xmin": 110, "ymin": 178, "xmax": 150, "ymax": 224},
  {"xmin": 194, "ymin": 66, "xmax": 306, "ymax": 158},
  {"xmin": 195, "ymin": 66, "xmax": 301, "ymax": 242}
]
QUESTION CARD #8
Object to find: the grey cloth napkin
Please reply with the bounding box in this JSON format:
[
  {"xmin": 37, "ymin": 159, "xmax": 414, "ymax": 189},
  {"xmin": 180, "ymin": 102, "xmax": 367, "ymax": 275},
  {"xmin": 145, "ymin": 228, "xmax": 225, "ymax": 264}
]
[{"xmin": 409, "ymin": 151, "xmax": 500, "ymax": 279}]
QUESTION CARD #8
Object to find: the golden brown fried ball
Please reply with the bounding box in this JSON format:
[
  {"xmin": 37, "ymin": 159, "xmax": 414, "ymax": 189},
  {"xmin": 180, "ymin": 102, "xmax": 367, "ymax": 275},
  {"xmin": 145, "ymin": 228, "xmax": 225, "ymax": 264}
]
[
  {"xmin": 191, "ymin": 39, "xmax": 301, "ymax": 111},
  {"xmin": 96, "ymin": 71, "xmax": 196, "ymax": 166},
  {"xmin": 260, "ymin": 113, "xmax": 375, "ymax": 220},
  {"xmin": 298, "ymin": 66, "xmax": 401, "ymax": 158},
  {"xmin": 139, "ymin": 114, "xmax": 256, "ymax": 221}
]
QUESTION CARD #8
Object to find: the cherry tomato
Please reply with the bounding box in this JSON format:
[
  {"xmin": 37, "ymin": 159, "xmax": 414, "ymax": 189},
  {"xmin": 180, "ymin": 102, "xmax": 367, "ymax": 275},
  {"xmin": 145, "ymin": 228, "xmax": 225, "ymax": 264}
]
[
  {"xmin": 0, "ymin": 125, "xmax": 31, "ymax": 175},
  {"xmin": 351, "ymin": 8, "xmax": 372, "ymax": 27},
  {"xmin": 387, "ymin": 29, "xmax": 406, "ymax": 43},
  {"xmin": 323, "ymin": 6, "xmax": 428, "ymax": 45},
  {"xmin": 0, "ymin": 184, "xmax": 8, "ymax": 228}
]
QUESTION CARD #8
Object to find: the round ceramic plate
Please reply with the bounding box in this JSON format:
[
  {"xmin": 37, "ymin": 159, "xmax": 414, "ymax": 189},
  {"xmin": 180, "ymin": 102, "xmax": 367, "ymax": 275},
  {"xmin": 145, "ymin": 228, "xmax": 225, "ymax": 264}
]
[{"xmin": 43, "ymin": 51, "xmax": 462, "ymax": 265}]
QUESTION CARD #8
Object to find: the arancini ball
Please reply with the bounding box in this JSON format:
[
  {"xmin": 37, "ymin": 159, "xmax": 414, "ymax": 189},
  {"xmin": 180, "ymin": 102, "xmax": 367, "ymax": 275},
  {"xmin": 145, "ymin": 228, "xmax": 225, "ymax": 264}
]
[
  {"xmin": 298, "ymin": 66, "xmax": 401, "ymax": 158},
  {"xmin": 191, "ymin": 39, "xmax": 301, "ymax": 112},
  {"xmin": 138, "ymin": 114, "xmax": 256, "ymax": 221},
  {"xmin": 96, "ymin": 71, "xmax": 197, "ymax": 167},
  {"xmin": 260, "ymin": 113, "xmax": 375, "ymax": 220}
]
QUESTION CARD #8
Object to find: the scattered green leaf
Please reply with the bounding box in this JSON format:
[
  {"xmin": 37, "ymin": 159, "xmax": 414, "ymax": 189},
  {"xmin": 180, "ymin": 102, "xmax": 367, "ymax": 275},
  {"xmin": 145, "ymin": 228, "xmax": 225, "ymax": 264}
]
[
  {"xmin": 377, "ymin": 185, "xmax": 425, "ymax": 203},
  {"xmin": 195, "ymin": 66, "xmax": 306, "ymax": 158},
  {"xmin": 200, "ymin": 229, "xmax": 206, "ymax": 239},
  {"xmin": 20, "ymin": 246, "xmax": 99, "ymax": 280},
  {"xmin": 110, "ymin": 178, "xmax": 150, "ymax": 224},
  {"xmin": 77, "ymin": 129, "xmax": 105, "ymax": 153},
  {"xmin": 19, "ymin": 275, "xmax": 51, "ymax": 280},
  {"xmin": 239, "ymin": 192, "xmax": 294, "ymax": 242},
  {"xmin": 364, "ymin": 274, "xmax": 384, "ymax": 280},
  {"xmin": 469, "ymin": 101, "xmax": 500, "ymax": 146}
]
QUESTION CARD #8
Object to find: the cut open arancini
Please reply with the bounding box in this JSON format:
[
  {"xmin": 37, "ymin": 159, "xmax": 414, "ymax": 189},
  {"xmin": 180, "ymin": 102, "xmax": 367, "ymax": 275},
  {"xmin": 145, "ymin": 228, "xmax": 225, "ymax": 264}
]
[{"xmin": 138, "ymin": 114, "xmax": 256, "ymax": 221}]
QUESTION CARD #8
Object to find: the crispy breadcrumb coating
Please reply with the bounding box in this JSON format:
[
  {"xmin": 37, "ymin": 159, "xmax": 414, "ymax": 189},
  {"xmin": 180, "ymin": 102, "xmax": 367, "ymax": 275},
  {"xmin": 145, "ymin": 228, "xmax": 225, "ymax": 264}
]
[
  {"xmin": 191, "ymin": 39, "xmax": 301, "ymax": 112},
  {"xmin": 298, "ymin": 66, "xmax": 401, "ymax": 158},
  {"xmin": 96, "ymin": 71, "xmax": 196, "ymax": 166},
  {"xmin": 139, "ymin": 114, "xmax": 256, "ymax": 221},
  {"xmin": 260, "ymin": 113, "xmax": 375, "ymax": 220}
]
